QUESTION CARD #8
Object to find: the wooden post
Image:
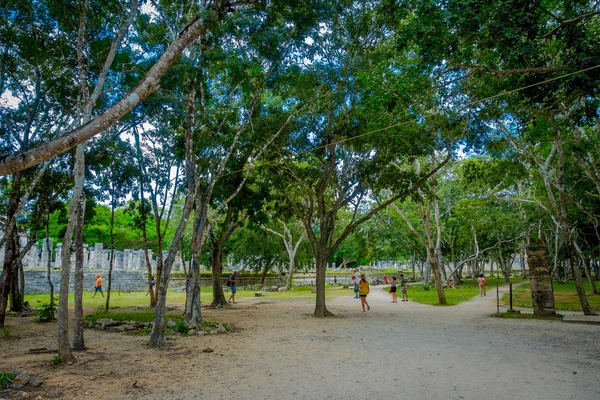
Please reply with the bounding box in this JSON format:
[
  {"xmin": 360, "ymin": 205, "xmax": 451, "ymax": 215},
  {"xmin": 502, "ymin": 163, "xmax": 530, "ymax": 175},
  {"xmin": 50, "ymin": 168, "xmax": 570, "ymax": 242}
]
[{"xmin": 527, "ymin": 246, "xmax": 556, "ymax": 315}]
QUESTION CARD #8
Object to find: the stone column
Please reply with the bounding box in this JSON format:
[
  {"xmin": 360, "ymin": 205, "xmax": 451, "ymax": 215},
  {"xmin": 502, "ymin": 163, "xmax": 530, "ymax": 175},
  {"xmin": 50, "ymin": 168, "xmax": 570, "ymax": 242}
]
[
  {"xmin": 93, "ymin": 243, "xmax": 103, "ymax": 269},
  {"xmin": 527, "ymin": 246, "xmax": 556, "ymax": 316},
  {"xmin": 40, "ymin": 238, "xmax": 53, "ymax": 269},
  {"xmin": 55, "ymin": 243, "xmax": 62, "ymax": 268}
]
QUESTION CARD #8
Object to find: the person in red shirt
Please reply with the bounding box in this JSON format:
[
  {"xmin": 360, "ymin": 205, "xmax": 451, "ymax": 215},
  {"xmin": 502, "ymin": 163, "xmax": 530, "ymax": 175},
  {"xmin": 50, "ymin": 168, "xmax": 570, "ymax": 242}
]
[{"xmin": 478, "ymin": 273, "xmax": 487, "ymax": 297}]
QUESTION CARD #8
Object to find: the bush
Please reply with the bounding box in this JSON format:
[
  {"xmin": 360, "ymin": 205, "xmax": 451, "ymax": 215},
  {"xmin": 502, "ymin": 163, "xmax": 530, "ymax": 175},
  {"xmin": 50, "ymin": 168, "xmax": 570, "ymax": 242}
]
[
  {"xmin": 51, "ymin": 355, "xmax": 61, "ymax": 365},
  {"xmin": 36, "ymin": 298, "xmax": 58, "ymax": 322},
  {"xmin": 174, "ymin": 320, "xmax": 190, "ymax": 334},
  {"xmin": 421, "ymin": 284, "xmax": 432, "ymax": 291},
  {"xmin": 0, "ymin": 371, "xmax": 14, "ymax": 389}
]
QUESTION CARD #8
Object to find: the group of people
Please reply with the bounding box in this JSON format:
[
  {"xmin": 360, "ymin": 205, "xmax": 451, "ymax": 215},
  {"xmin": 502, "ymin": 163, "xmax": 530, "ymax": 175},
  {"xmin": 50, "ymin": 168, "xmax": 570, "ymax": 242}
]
[{"xmin": 350, "ymin": 270, "xmax": 409, "ymax": 312}]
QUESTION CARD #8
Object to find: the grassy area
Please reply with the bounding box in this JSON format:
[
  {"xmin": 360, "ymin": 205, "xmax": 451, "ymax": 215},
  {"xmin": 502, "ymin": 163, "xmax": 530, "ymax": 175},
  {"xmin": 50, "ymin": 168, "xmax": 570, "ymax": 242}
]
[
  {"xmin": 502, "ymin": 281, "xmax": 600, "ymax": 312},
  {"xmin": 392, "ymin": 277, "xmax": 525, "ymax": 306},
  {"xmin": 85, "ymin": 308, "xmax": 183, "ymax": 323},
  {"xmin": 24, "ymin": 284, "xmax": 350, "ymax": 312}
]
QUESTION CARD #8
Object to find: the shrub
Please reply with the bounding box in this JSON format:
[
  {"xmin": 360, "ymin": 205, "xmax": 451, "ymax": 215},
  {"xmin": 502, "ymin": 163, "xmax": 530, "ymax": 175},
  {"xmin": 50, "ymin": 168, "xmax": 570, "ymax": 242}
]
[
  {"xmin": 1, "ymin": 326, "xmax": 10, "ymax": 339},
  {"xmin": 0, "ymin": 371, "xmax": 14, "ymax": 389},
  {"xmin": 174, "ymin": 320, "xmax": 190, "ymax": 334},
  {"xmin": 36, "ymin": 298, "xmax": 58, "ymax": 322},
  {"xmin": 421, "ymin": 284, "xmax": 432, "ymax": 291},
  {"xmin": 51, "ymin": 355, "xmax": 61, "ymax": 365}
]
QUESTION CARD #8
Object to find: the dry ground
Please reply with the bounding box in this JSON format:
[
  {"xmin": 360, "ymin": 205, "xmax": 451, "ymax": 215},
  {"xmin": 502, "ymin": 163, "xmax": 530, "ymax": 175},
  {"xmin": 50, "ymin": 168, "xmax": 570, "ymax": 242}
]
[{"xmin": 1, "ymin": 286, "xmax": 599, "ymax": 400}]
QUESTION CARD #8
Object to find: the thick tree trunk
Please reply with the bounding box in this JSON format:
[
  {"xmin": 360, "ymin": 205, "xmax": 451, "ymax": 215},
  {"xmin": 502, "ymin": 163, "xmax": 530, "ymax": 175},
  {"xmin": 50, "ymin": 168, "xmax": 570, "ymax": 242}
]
[
  {"xmin": 210, "ymin": 243, "xmax": 228, "ymax": 308},
  {"xmin": 0, "ymin": 172, "xmax": 22, "ymax": 327},
  {"xmin": 428, "ymin": 247, "xmax": 446, "ymax": 305},
  {"xmin": 57, "ymin": 144, "xmax": 85, "ymax": 363},
  {"xmin": 9, "ymin": 230, "xmax": 25, "ymax": 313},
  {"xmin": 313, "ymin": 251, "xmax": 332, "ymax": 317},
  {"xmin": 72, "ymin": 199, "xmax": 85, "ymax": 351}
]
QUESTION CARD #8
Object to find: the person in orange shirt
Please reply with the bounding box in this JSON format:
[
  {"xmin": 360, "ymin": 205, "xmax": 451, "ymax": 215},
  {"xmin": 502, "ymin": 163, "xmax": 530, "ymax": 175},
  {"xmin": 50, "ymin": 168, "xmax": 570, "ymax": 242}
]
[{"xmin": 93, "ymin": 273, "xmax": 104, "ymax": 297}]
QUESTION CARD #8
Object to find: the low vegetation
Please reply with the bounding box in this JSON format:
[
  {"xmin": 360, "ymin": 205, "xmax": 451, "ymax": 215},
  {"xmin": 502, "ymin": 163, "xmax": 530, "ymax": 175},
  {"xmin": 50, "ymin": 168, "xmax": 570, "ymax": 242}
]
[{"xmin": 502, "ymin": 281, "xmax": 600, "ymax": 312}]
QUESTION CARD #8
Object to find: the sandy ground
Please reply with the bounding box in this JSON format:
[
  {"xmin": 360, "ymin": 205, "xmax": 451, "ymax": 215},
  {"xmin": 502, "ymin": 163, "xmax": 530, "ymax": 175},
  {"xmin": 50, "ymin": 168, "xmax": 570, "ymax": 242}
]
[{"xmin": 1, "ymin": 285, "xmax": 599, "ymax": 400}]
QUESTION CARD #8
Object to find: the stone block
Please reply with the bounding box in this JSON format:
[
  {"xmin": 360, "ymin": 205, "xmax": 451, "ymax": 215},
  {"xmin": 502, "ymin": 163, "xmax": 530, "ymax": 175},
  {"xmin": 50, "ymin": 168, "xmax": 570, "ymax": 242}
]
[
  {"xmin": 263, "ymin": 287, "xmax": 271, "ymax": 292},
  {"xmin": 255, "ymin": 292, "xmax": 264, "ymax": 297},
  {"xmin": 311, "ymin": 287, "xmax": 317, "ymax": 293},
  {"xmin": 271, "ymin": 286, "xmax": 279, "ymax": 292},
  {"xmin": 278, "ymin": 287, "xmax": 286, "ymax": 292},
  {"xmin": 216, "ymin": 324, "xmax": 227, "ymax": 333}
]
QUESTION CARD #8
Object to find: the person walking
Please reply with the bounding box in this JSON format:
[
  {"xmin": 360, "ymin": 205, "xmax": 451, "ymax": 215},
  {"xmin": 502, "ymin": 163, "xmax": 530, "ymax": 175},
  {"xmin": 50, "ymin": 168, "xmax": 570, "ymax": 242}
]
[
  {"xmin": 227, "ymin": 270, "xmax": 239, "ymax": 304},
  {"xmin": 358, "ymin": 273, "xmax": 370, "ymax": 312},
  {"xmin": 93, "ymin": 273, "xmax": 104, "ymax": 298},
  {"xmin": 478, "ymin": 273, "xmax": 487, "ymax": 297},
  {"xmin": 352, "ymin": 275, "xmax": 359, "ymax": 298},
  {"xmin": 390, "ymin": 276, "xmax": 398, "ymax": 303},
  {"xmin": 146, "ymin": 275, "xmax": 156, "ymax": 296}
]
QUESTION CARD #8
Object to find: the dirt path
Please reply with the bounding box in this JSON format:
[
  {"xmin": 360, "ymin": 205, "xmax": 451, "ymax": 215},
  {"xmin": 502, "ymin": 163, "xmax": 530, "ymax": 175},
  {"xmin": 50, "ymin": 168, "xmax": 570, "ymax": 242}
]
[{"xmin": 1, "ymin": 286, "xmax": 599, "ymax": 400}]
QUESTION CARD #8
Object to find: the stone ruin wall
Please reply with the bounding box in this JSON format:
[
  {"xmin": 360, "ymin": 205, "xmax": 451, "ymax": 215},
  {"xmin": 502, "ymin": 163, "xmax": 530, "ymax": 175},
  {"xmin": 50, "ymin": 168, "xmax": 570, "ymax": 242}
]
[{"xmin": 0, "ymin": 231, "xmax": 186, "ymax": 273}]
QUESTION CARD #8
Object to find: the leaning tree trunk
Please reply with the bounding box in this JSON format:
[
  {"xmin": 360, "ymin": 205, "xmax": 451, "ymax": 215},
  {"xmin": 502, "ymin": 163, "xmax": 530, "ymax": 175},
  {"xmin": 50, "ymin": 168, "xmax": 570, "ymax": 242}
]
[
  {"xmin": 72, "ymin": 198, "xmax": 85, "ymax": 351},
  {"xmin": 428, "ymin": 247, "xmax": 447, "ymax": 305},
  {"xmin": 149, "ymin": 184, "xmax": 196, "ymax": 347}
]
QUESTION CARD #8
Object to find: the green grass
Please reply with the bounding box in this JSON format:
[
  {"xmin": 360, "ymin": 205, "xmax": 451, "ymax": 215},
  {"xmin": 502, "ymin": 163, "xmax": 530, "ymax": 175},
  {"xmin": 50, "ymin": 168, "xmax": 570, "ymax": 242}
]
[
  {"xmin": 393, "ymin": 277, "xmax": 525, "ymax": 306},
  {"xmin": 84, "ymin": 308, "xmax": 184, "ymax": 323},
  {"xmin": 502, "ymin": 281, "xmax": 600, "ymax": 312},
  {"xmin": 24, "ymin": 284, "xmax": 349, "ymax": 314}
]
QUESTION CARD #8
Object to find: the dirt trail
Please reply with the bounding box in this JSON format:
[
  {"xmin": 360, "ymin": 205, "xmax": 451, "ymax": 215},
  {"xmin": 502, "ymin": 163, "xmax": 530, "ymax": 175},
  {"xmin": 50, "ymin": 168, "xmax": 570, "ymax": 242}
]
[{"xmin": 1, "ymin": 285, "xmax": 599, "ymax": 400}]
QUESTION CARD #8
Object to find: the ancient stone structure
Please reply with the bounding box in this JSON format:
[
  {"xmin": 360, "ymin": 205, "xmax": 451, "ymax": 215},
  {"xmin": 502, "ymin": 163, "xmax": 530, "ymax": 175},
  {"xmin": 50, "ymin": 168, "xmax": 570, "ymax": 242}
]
[{"xmin": 527, "ymin": 245, "xmax": 556, "ymax": 316}]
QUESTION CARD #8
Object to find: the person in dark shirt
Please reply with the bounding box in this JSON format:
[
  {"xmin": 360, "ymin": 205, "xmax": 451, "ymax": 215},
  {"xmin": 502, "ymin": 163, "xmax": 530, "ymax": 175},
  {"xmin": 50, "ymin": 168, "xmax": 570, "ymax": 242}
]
[{"xmin": 227, "ymin": 270, "xmax": 238, "ymax": 304}]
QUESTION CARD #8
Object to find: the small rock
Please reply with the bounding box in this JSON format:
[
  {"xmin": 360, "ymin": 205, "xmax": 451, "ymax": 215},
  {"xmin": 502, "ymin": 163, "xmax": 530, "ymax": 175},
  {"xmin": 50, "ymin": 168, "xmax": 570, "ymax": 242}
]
[
  {"xmin": 36, "ymin": 396, "xmax": 43, "ymax": 400},
  {"xmin": 255, "ymin": 292, "xmax": 264, "ymax": 297},
  {"xmin": 263, "ymin": 287, "xmax": 271, "ymax": 292},
  {"xmin": 197, "ymin": 331, "xmax": 205, "ymax": 336},
  {"xmin": 12, "ymin": 372, "xmax": 31, "ymax": 389},
  {"xmin": 271, "ymin": 286, "xmax": 279, "ymax": 292},
  {"xmin": 311, "ymin": 287, "xmax": 317, "ymax": 293},
  {"xmin": 202, "ymin": 347, "xmax": 214, "ymax": 353},
  {"xmin": 166, "ymin": 320, "xmax": 177, "ymax": 328},
  {"xmin": 278, "ymin": 288, "xmax": 286, "ymax": 292},
  {"xmin": 216, "ymin": 324, "xmax": 227, "ymax": 333},
  {"xmin": 209, "ymin": 330, "xmax": 217, "ymax": 335},
  {"xmin": 29, "ymin": 376, "xmax": 44, "ymax": 387},
  {"xmin": 189, "ymin": 329, "xmax": 196, "ymax": 336},
  {"xmin": 19, "ymin": 392, "xmax": 28, "ymax": 398}
]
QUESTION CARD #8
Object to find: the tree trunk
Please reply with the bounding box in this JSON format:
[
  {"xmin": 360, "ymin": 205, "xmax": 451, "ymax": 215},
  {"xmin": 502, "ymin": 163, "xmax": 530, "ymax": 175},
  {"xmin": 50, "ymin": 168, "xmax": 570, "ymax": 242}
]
[
  {"xmin": 428, "ymin": 247, "xmax": 446, "ymax": 305},
  {"xmin": 149, "ymin": 186, "xmax": 197, "ymax": 346},
  {"xmin": 0, "ymin": 172, "xmax": 22, "ymax": 327},
  {"xmin": 57, "ymin": 144, "xmax": 85, "ymax": 363},
  {"xmin": 72, "ymin": 198, "xmax": 85, "ymax": 351},
  {"xmin": 313, "ymin": 251, "xmax": 332, "ymax": 317},
  {"xmin": 9, "ymin": 230, "xmax": 24, "ymax": 313},
  {"xmin": 285, "ymin": 258, "xmax": 295, "ymax": 290},
  {"xmin": 105, "ymin": 197, "xmax": 116, "ymax": 312},
  {"xmin": 210, "ymin": 241, "xmax": 228, "ymax": 308},
  {"xmin": 574, "ymin": 241, "xmax": 599, "ymax": 295},
  {"xmin": 46, "ymin": 219, "xmax": 54, "ymax": 308}
]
